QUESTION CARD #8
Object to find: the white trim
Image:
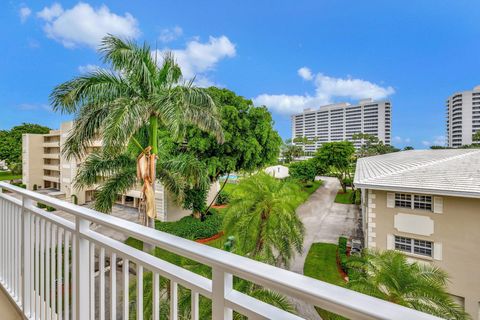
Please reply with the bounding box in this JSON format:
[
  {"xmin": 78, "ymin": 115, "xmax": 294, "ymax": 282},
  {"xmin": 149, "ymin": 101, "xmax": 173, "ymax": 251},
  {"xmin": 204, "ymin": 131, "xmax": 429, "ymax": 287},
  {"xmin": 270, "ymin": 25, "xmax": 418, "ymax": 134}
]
[{"xmin": 355, "ymin": 183, "xmax": 480, "ymax": 199}]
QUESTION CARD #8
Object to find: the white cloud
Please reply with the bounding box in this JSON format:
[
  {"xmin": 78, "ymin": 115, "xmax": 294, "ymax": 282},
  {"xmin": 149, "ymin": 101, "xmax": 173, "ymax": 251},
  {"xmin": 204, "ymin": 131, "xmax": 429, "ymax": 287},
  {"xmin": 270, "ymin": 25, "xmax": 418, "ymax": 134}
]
[
  {"xmin": 422, "ymin": 136, "xmax": 446, "ymax": 147},
  {"xmin": 37, "ymin": 3, "xmax": 63, "ymax": 21},
  {"xmin": 159, "ymin": 26, "xmax": 183, "ymax": 43},
  {"xmin": 37, "ymin": 3, "xmax": 140, "ymax": 49},
  {"xmin": 254, "ymin": 67, "xmax": 395, "ymax": 115},
  {"xmin": 78, "ymin": 64, "xmax": 99, "ymax": 73},
  {"xmin": 19, "ymin": 6, "xmax": 32, "ymax": 23},
  {"xmin": 298, "ymin": 67, "xmax": 313, "ymax": 80},
  {"xmin": 153, "ymin": 35, "xmax": 236, "ymax": 84}
]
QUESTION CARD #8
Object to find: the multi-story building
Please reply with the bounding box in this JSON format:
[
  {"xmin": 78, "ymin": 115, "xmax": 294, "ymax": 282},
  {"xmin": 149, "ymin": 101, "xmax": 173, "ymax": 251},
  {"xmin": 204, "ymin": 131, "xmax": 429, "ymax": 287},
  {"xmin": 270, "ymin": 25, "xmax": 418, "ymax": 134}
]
[
  {"xmin": 291, "ymin": 99, "xmax": 391, "ymax": 153},
  {"xmin": 355, "ymin": 149, "xmax": 480, "ymax": 319},
  {"xmin": 446, "ymin": 85, "xmax": 480, "ymax": 147},
  {"xmin": 22, "ymin": 121, "xmax": 218, "ymax": 221}
]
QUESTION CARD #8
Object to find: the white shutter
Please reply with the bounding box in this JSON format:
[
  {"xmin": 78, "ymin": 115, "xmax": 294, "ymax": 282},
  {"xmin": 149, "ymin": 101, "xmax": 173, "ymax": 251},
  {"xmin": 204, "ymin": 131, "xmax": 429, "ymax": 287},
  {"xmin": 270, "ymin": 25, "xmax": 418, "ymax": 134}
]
[
  {"xmin": 386, "ymin": 234, "xmax": 395, "ymax": 250},
  {"xmin": 387, "ymin": 193, "xmax": 395, "ymax": 208},
  {"xmin": 433, "ymin": 197, "xmax": 443, "ymax": 214},
  {"xmin": 434, "ymin": 242, "xmax": 443, "ymax": 260}
]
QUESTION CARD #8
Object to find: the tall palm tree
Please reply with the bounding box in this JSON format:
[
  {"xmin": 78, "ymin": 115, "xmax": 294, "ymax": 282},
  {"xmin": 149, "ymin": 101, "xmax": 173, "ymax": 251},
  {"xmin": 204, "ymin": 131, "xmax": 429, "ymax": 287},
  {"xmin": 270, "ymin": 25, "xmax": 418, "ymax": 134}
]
[
  {"xmin": 50, "ymin": 35, "xmax": 223, "ymax": 217},
  {"xmin": 347, "ymin": 250, "xmax": 469, "ymax": 320},
  {"xmin": 223, "ymin": 173, "xmax": 305, "ymax": 267}
]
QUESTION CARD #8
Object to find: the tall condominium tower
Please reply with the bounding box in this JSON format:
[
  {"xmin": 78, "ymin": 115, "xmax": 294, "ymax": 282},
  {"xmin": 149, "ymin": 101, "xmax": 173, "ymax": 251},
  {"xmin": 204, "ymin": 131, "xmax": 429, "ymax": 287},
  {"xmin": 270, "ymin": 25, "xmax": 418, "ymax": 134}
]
[
  {"xmin": 446, "ymin": 86, "xmax": 480, "ymax": 148},
  {"xmin": 291, "ymin": 99, "xmax": 391, "ymax": 153}
]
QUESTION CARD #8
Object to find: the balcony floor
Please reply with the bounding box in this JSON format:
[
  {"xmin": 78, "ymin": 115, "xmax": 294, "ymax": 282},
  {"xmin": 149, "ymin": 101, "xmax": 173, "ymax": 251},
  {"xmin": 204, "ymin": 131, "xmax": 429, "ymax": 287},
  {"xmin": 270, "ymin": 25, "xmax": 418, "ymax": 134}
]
[{"xmin": 0, "ymin": 288, "xmax": 21, "ymax": 320}]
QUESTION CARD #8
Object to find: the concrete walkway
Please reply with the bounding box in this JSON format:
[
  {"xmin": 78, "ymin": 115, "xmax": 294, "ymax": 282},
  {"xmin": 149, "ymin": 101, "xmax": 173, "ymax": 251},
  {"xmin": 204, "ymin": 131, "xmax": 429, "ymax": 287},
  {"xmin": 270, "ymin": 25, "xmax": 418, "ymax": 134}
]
[{"xmin": 289, "ymin": 176, "xmax": 360, "ymax": 320}]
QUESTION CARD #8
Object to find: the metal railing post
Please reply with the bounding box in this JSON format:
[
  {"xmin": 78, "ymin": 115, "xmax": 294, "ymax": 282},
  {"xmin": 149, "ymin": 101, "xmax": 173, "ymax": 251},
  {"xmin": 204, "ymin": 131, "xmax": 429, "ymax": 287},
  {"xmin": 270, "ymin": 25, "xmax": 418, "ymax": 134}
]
[
  {"xmin": 22, "ymin": 196, "xmax": 33, "ymax": 317},
  {"xmin": 75, "ymin": 217, "xmax": 90, "ymax": 319},
  {"xmin": 212, "ymin": 267, "xmax": 233, "ymax": 320}
]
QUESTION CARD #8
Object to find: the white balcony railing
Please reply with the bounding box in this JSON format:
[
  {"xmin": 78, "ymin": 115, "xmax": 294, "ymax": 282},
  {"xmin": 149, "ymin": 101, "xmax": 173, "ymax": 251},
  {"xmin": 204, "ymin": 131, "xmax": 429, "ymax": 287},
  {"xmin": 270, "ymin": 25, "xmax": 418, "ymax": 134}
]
[{"xmin": 0, "ymin": 181, "xmax": 441, "ymax": 320}]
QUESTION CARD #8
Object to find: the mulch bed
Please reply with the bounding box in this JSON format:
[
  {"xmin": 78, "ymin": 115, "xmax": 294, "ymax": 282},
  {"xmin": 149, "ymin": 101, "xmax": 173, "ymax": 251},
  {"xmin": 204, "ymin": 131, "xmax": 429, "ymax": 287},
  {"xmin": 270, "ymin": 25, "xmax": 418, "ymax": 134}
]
[
  {"xmin": 211, "ymin": 204, "xmax": 228, "ymax": 209},
  {"xmin": 195, "ymin": 231, "xmax": 224, "ymax": 244}
]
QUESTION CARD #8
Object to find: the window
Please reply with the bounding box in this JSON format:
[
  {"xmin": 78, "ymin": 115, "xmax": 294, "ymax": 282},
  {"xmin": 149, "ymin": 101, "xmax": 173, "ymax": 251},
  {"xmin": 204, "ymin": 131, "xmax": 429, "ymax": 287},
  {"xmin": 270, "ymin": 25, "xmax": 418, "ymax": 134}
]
[
  {"xmin": 414, "ymin": 195, "xmax": 432, "ymax": 210},
  {"xmin": 395, "ymin": 193, "xmax": 433, "ymax": 211},
  {"xmin": 395, "ymin": 236, "xmax": 433, "ymax": 257},
  {"xmin": 395, "ymin": 193, "xmax": 411, "ymax": 208}
]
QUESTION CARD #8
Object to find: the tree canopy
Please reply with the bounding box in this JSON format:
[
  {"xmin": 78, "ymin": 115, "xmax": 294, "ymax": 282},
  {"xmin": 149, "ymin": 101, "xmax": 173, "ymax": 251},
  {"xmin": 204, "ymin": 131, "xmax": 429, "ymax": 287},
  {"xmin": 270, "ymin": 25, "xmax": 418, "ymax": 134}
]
[
  {"xmin": 314, "ymin": 141, "xmax": 355, "ymax": 192},
  {"xmin": 223, "ymin": 173, "xmax": 304, "ymax": 267},
  {"xmin": 179, "ymin": 87, "xmax": 282, "ymax": 179},
  {"xmin": 52, "ymin": 35, "xmax": 223, "ymax": 216},
  {"xmin": 0, "ymin": 123, "xmax": 51, "ymax": 166},
  {"xmin": 352, "ymin": 132, "xmax": 399, "ymax": 157},
  {"xmin": 157, "ymin": 87, "xmax": 283, "ymax": 215}
]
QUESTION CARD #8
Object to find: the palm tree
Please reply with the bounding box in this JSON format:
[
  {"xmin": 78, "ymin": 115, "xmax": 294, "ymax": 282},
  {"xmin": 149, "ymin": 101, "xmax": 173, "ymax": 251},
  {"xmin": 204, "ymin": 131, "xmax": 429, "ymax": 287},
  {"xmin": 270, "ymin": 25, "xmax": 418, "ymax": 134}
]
[
  {"xmin": 50, "ymin": 35, "xmax": 223, "ymax": 219},
  {"xmin": 223, "ymin": 173, "xmax": 305, "ymax": 267},
  {"xmin": 347, "ymin": 250, "xmax": 469, "ymax": 320}
]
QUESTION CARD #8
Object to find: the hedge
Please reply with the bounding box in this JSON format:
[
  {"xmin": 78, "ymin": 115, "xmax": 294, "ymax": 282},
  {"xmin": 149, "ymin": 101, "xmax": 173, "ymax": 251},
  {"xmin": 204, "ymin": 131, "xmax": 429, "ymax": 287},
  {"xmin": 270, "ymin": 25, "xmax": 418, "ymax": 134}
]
[
  {"xmin": 154, "ymin": 211, "xmax": 223, "ymax": 240},
  {"xmin": 37, "ymin": 202, "xmax": 56, "ymax": 212},
  {"xmin": 215, "ymin": 190, "xmax": 230, "ymax": 205},
  {"xmin": 338, "ymin": 236, "xmax": 348, "ymax": 273}
]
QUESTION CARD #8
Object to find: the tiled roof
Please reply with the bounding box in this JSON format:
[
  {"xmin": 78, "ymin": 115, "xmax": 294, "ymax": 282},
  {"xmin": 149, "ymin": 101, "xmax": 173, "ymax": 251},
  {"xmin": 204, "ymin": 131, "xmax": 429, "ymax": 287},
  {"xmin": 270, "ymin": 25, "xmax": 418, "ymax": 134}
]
[{"xmin": 354, "ymin": 149, "xmax": 480, "ymax": 197}]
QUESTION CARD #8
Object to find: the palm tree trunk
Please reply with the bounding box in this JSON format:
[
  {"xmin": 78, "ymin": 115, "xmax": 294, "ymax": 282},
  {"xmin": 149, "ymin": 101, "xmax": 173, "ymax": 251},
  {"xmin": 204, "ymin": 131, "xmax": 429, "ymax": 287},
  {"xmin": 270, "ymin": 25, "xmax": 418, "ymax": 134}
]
[
  {"xmin": 205, "ymin": 173, "xmax": 229, "ymax": 213},
  {"xmin": 149, "ymin": 116, "xmax": 158, "ymax": 227}
]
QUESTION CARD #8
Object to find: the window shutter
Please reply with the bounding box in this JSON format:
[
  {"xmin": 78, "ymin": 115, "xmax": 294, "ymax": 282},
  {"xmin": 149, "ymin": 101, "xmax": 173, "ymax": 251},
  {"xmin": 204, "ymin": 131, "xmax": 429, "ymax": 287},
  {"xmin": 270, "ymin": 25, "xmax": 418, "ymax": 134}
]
[
  {"xmin": 433, "ymin": 197, "xmax": 443, "ymax": 214},
  {"xmin": 434, "ymin": 242, "xmax": 443, "ymax": 260},
  {"xmin": 386, "ymin": 234, "xmax": 394, "ymax": 250},
  {"xmin": 387, "ymin": 193, "xmax": 395, "ymax": 208}
]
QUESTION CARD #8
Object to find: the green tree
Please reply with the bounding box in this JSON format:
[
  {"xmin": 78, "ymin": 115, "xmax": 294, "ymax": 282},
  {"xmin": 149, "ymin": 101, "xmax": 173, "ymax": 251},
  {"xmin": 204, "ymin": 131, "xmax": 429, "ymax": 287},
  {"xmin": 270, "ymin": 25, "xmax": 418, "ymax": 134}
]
[
  {"xmin": 282, "ymin": 142, "xmax": 303, "ymax": 163},
  {"xmin": 314, "ymin": 141, "xmax": 355, "ymax": 192},
  {"xmin": 0, "ymin": 123, "xmax": 50, "ymax": 168},
  {"xmin": 288, "ymin": 159, "xmax": 316, "ymax": 182},
  {"xmin": 51, "ymin": 35, "xmax": 223, "ymax": 217},
  {"xmin": 352, "ymin": 132, "xmax": 399, "ymax": 157},
  {"xmin": 403, "ymin": 146, "xmax": 414, "ymax": 151},
  {"xmin": 160, "ymin": 87, "xmax": 282, "ymax": 216},
  {"xmin": 223, "ymin": 173, "xmax": 305, "ymax": 267},
  {"xmin": 472, "ymin": 131, "xmax": 480, "ymax": 144},
  {"xmin": 347, "ymin": 250, "xmax": 469, "ymax": 320}
]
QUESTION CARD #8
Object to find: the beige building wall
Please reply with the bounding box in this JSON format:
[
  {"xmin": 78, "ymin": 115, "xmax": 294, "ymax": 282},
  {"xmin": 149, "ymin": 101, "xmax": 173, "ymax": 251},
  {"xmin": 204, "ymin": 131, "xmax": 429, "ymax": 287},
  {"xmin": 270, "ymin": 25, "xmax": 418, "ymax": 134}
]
[
  {"xmin": 364, "ymin": 189, "xmax": 480, "ymax": 319},
  {"xmin": 22, "ymin": 134, "xmax": 44, "ymax": 189}
]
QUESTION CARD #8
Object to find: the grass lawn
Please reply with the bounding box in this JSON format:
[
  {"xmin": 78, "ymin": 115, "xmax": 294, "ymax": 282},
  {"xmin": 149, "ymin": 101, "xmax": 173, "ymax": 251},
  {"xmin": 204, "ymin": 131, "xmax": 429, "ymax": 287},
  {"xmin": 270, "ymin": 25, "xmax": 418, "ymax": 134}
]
[
  {"xmin": 125, "ymin": 237, "xmax": 144, "ymax": 251},
  {"xmin": 304, "ymin": 243, "xmax": 344, "ymax": 286},
  {"xmin": 304, "ymin": 243, "xmax": 347, "ymax": 320},
  {"xmin": 300, "ymin": 180, "xmax": 323, "ymax": 199},
  {"xmin": 334, "ymin": 189, "xmax": 361, "ymax": 205},
  {"xmin": 0, "ymin": 171, "xmax": 21, "ymax": 181}
]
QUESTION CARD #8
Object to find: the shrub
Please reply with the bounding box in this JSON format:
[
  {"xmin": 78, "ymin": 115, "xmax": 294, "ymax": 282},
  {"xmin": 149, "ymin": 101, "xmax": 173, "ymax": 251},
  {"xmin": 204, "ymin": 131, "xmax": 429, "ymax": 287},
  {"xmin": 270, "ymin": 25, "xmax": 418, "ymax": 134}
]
[
  {"xmin": 216, "ymin": 190, "xmax": 229, "ymax": 205},
  {"xmin": 342, "ymin": 177, "xmax": 353, "ymax": 187},
  {"xmin": 12, "ymin": 182, "xmax": 26, "ymax": 188},
  {"xmin": 37, "ymin": 202, "xmax": 55, "ymax": 211},
  {"xmin": 155, "ymin": 211, "xmax": 223, "ymax": 240},
  {"xmin": 289, "ymin": 159, "xmax": 316, "ymax": 182},
  {"xmin": 338, "ymin": 236, "xmax": 349, "ymax": 273}
]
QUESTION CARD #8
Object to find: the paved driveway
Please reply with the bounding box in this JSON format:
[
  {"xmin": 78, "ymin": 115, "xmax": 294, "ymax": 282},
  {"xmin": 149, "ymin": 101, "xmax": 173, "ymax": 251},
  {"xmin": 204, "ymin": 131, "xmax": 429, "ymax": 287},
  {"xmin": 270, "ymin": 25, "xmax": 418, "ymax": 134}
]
[{"xmin": 289, "ymin": 176, "xmax": 360, "ymax": 319}]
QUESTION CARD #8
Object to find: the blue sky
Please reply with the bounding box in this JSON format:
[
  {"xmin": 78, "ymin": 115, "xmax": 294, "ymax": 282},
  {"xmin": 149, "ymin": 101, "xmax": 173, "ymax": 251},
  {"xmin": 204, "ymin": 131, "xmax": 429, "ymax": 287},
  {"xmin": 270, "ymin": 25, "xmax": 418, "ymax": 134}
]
[{"xmin": 1, "ymin": 1, "xmax": 480, "ymax": 148}]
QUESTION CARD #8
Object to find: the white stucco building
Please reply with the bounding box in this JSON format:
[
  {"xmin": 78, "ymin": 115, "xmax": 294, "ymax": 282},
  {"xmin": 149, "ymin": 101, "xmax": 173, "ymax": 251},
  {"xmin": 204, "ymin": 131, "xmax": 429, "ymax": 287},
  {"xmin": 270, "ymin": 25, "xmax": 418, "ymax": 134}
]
[{"xmin": 446, "ymin": 85, "xmax": 480, "ymax": 147}]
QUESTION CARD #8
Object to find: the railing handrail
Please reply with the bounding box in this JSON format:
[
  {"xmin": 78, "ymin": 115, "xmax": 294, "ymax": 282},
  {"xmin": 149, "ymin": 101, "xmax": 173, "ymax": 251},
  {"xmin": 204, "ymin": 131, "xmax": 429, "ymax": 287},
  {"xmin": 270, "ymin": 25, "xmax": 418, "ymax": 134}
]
[{"xmin": 0, "ymin": 181, "xmax": 442, "ymax": 320}]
